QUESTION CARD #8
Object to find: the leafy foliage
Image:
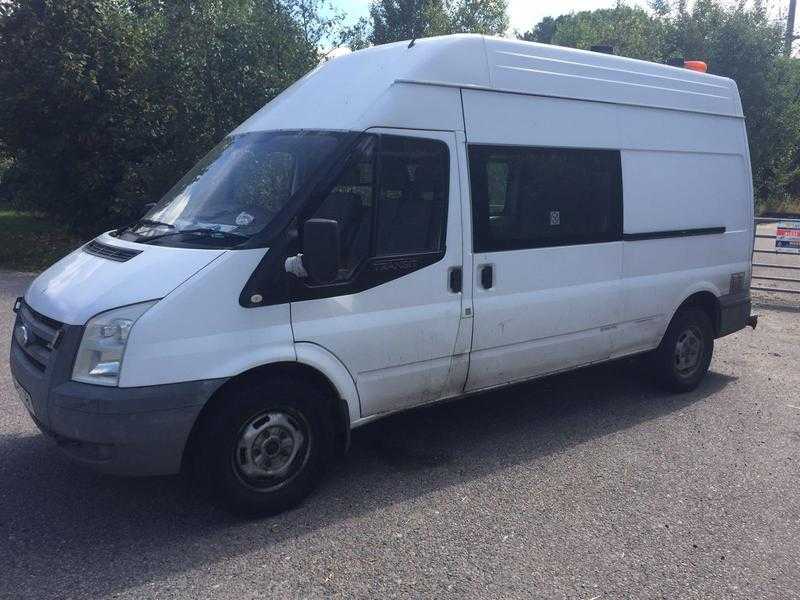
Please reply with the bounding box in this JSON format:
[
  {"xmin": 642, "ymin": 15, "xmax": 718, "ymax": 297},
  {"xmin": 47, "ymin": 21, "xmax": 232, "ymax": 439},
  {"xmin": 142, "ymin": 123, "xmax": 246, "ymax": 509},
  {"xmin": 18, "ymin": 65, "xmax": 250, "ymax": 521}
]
[
  {"xmin": 449, "ymin": 0, "xmax": 508, "ymax": 36},
  {"xmin": 551, "ymin": 5, "xmax": 661, "ymax": 60},
  {"xmin": 366, "ymin": 0, "xmax": 508, "ymax": 45},
  {"xmin": 0, "ymin": 0, "xmax": 325, "ymax": 232},
  {"xmin": 369, "ymin": 0, "xmax": 448, "ymax": 43}
]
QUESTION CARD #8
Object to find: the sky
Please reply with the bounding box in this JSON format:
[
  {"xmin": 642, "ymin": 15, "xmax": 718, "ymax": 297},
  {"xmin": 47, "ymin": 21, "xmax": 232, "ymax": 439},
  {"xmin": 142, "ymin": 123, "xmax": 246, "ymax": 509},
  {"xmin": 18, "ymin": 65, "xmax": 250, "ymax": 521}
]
[{"xmin": 328, "ymin": 0, "xmax": 793, "ymax": 37}]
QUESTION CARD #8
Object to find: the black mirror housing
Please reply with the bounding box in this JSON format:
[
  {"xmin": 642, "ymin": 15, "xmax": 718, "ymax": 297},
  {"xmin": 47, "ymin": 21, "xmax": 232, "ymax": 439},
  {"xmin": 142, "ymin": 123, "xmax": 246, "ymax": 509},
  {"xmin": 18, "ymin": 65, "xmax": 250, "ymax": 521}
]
[{"xmin": 303, "ymin": 218, "xmax": 340, "ymax": 284}]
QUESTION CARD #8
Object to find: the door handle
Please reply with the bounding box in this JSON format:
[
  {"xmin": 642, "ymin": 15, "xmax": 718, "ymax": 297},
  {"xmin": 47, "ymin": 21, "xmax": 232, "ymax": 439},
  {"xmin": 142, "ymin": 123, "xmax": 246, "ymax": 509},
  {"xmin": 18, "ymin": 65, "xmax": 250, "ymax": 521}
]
[
  {"xmin": 480, "ymin": 264, "xmax": 493, "ymax": 289},
  {"xmin": 448, "ymin": 267, "xmax": 462, "ymax": 293}
]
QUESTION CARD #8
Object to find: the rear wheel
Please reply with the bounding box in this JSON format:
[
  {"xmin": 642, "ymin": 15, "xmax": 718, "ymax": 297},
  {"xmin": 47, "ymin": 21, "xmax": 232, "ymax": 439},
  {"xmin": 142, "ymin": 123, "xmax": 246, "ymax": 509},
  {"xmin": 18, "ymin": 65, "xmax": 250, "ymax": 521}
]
[
  {"xmin": 193, "ymin": 376, "xmax": 332, "ymax": 516},
  {"xmin": 651, "ymin": 307, "xmax": 714, "ymax": 393}
]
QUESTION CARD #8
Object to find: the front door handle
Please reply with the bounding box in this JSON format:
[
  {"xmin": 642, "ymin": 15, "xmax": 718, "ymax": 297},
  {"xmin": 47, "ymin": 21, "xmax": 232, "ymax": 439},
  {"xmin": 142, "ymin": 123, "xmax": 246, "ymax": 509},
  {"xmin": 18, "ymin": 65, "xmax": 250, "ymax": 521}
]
[
  {"xmin": 480, "ymin": 264, "xmax": 493, "ymax": 289},
  {"xmin": 449, "ymin": 267, "xmax": 462, "ymax": 293}
]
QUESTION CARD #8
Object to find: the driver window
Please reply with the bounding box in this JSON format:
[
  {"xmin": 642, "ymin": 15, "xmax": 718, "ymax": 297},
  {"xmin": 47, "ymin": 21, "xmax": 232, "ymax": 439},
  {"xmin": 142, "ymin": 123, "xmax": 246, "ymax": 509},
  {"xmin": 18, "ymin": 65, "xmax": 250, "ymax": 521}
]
[
  {"xmin": 312, "ymin": 139, "xmax": 376, "ymax": 279},
  {"xmin": 307, "ymin": 134, "xmax": 449, "ymax": 284},
  {"xmin": 374, "ymin": 136, "xmax": 449, "ymax": 256}
]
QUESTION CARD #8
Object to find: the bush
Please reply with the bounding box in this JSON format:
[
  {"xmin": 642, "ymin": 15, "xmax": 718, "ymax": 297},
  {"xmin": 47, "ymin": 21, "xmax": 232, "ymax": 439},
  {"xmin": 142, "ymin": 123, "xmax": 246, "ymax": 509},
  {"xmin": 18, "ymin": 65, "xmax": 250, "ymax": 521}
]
[{"xmin": 0, "ymin": 0, "xmax": 322, "ymax": 234}]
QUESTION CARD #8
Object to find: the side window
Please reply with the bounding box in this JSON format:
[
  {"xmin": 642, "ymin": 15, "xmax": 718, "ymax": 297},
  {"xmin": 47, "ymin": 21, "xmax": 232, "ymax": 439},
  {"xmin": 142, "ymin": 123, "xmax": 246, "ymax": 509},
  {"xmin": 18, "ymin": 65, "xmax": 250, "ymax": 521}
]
[
  {"xmin": 375, "ymin": 136, "xmax": 449, "ymax": 256},
  {"xmin": 486, "ymin": 160, "xmax": 510, "ymax": 217},
  {"xmin": 469, "ymin": 145, "xmax": 622, "ymax": 252},
  {"xmin": 310, "ymin": 137, "xmax": 376, "ymax": 279},
  {"xmin": 307, "ymin": 134, "xmax": 449, "ymax": 283}
]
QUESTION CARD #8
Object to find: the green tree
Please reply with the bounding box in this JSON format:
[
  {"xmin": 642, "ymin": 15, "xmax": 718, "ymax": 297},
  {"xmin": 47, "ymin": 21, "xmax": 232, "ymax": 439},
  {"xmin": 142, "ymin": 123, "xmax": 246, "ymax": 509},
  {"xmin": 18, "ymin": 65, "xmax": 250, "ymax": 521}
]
[
  {"xmin": 450, "ymin": 0, "xmax": 508, "ymax": 35},
  {"xmin": 781, "ymin": 58, "xmax": 800, "ymax": 198},
  {"xmin": 0, "ymin": 0, "xmax": 327, "ymax": 231},
  {"xmin": 369, "ymin": 0, "xmax": 449, "ymax": 44},
  {"xmin": 336, "ymin": 16, "xmax": 372, "ymax": 50},
  {"xmin": 549, "ymin": 4, "xmax": 662, "ymax": 61},
  {"xmin": 0, "ymin": 0, "xmax": 147, "ymax": 226},
  {"xmin": 120, "ymin": 0, "xmax": 321, "ymax": 212},
  {"xmin": 518, "ymin": 15, "xmax": 560, "ymax": 44},
  {"xmin": 367, "ymin": 0, "xmax": 508, "ymax": 46}
]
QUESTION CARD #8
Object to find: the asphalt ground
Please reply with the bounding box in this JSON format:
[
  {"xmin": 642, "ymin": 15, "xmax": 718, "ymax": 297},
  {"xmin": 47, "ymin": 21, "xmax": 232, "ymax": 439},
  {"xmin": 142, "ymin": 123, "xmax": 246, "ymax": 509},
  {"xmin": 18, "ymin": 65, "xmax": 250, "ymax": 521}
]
[{"xmin": 1, "ymin": 270, "xmax": 798, "ymax": 599}]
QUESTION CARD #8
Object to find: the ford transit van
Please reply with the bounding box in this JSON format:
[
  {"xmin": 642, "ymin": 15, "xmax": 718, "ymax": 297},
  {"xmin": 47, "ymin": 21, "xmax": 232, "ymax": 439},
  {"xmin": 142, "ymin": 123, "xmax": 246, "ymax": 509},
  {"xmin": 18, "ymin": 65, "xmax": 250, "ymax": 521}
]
[{"xmin": 10, "ymin": 35, "xmax": 756, "ymax": 514}]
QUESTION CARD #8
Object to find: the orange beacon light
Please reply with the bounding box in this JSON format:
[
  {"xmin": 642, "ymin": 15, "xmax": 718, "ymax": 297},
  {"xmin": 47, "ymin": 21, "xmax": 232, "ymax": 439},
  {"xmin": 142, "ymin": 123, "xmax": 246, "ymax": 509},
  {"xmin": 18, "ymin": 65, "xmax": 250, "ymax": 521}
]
[{"xmin": 684, "ymin": 60, "xmax": 708, "ymax": 73}]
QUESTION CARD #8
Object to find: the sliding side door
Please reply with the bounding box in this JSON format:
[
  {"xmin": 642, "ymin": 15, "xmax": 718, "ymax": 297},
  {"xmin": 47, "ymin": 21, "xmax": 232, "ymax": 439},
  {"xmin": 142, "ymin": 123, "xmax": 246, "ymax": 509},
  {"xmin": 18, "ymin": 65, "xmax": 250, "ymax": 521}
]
[{"xmin": 464, "ymin": 143, "xmax": 624, "ymax": 391}]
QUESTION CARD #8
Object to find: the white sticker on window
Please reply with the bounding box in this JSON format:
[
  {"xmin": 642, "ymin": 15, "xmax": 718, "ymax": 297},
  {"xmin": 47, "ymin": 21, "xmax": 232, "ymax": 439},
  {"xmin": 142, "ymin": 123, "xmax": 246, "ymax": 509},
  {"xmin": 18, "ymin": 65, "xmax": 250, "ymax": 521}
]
[
  {"xmin": 236, "ymin": 212, "xmax": 254, "ymax": 226},
  {"xmin": 550, "ymin": 210, "xmax": 560, "ymax": 226}
]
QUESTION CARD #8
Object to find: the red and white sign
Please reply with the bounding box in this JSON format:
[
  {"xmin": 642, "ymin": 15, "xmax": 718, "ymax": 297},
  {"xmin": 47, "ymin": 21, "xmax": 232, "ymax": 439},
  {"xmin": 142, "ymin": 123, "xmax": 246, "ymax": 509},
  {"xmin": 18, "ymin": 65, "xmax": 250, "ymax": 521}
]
[{"xmin": 776, "ymin": 221, "xmax": 800, "ymax": 254}]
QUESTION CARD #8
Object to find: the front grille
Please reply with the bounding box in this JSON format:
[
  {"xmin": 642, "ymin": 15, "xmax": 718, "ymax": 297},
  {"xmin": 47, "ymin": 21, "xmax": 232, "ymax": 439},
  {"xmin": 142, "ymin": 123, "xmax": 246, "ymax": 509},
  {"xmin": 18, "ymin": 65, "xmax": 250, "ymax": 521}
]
[
  {"xmin": 16, "ymin": 303, "xmax": 64, "ymax": 371},
  {"xmin": 83, "ymin": 240, "xmax": 142, "ymax": 262}
]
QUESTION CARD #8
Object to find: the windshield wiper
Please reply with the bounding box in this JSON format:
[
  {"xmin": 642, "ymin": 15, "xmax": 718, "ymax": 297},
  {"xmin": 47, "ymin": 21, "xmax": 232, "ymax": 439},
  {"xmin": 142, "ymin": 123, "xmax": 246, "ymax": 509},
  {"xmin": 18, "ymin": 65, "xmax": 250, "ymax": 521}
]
[
  {"xmin": 140, "ymin": 227, "xmax": 247, "ymax": 245},
  {"xmin": 117, "ymin": 218, "xmax": 174, "ymax": 236},
  {"xmin": 119, "ymin": 218, "xmax": 175, "ymax": 235},
  {"xmin": 138, "ymin": 219, "xmax": 175, "ymax": 228},
  {"xmin": 134, "ymin": 219, "xmax": 175, "ymax": 229}
]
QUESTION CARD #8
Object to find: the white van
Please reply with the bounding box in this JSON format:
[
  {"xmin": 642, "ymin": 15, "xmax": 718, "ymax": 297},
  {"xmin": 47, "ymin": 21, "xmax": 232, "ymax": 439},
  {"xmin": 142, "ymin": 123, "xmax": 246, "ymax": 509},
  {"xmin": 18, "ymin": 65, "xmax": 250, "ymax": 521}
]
[{"xmin": 10, "ymin": 35, "xmax": 756, "ymax": 514}]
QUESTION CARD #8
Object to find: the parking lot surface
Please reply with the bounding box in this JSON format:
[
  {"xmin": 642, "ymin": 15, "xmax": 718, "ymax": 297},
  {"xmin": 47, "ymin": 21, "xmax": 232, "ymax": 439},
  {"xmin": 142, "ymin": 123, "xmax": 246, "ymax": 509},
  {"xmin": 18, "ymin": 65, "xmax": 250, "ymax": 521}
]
[{"xmin": 1, "ymin": 270, "xmax": 798, "ymax": 599}]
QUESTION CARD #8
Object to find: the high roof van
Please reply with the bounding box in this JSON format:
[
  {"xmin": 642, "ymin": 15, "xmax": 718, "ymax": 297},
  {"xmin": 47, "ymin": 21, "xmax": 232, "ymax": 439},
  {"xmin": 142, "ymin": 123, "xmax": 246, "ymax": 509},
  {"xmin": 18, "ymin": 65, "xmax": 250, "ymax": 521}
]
[{"xmin": 10, "ymin": 35, "xmax": 756, "ymax": 514}]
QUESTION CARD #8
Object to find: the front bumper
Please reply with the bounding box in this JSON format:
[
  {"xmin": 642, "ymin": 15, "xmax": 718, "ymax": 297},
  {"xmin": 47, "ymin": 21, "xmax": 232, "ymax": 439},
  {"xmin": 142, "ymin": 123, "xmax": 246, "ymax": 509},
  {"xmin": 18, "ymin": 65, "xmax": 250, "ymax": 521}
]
[{"xmin": 10, "ymin": 301, "xmax": 226, "ymax": 476}]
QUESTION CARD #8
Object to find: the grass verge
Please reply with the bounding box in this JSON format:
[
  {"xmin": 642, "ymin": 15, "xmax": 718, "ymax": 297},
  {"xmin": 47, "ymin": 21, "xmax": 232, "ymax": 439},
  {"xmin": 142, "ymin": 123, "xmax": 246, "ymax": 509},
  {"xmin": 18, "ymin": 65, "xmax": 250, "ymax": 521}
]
[{"xmin": 0, "ymin": 210, "xmax": 85, "ymax": 272}]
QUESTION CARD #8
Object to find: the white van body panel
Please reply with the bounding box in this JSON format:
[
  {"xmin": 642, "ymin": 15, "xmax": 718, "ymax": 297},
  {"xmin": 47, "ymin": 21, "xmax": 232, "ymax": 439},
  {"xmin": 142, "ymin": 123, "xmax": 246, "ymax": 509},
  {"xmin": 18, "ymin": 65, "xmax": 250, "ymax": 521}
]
[
  {"xmin": 236, "ymin": 34, "xmax": 742, "ymax": 139},
  {"xmin": 480, "ymin": 37, "xmax": 742, "ymax": 117},
  {"xmin": 460, "ymin": 77, "xmax": 750, "ymax": 372},
  {"xmin": 24, "ymin": 232, "xmax": 224, "ymax": 325},
  {"xmin": 616, "ymin": 113, "xmax": 751, "ymax": 355},
  {"xmin": 121, "ymin": 249, "xmax": 295, "ymax": 387},
  {"xmin": 462, "ymin": 90, "xmax": 623, "ymax": 391},
  {"xmin": 294, "ymin": 343, "xmax": 361, "ymax": 425},
  {"xmin": 466, "ymin": 243, "xmax": 621, "ymax": 390},
  {"xmin": 234, "ymin": 38, "xmax": 477, "ymax": 134}
]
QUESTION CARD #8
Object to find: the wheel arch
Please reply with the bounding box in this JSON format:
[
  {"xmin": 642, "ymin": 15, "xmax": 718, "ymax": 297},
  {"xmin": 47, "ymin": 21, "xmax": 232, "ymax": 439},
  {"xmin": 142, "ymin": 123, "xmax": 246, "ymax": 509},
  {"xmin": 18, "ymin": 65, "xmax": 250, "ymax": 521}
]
[
  {"xmin": 665, "ymin": 287, "xmax": 722, "ymax": 339},
  {"xmin": 181, "ymin": 350, "xmax": 360, "ymax": 472}
]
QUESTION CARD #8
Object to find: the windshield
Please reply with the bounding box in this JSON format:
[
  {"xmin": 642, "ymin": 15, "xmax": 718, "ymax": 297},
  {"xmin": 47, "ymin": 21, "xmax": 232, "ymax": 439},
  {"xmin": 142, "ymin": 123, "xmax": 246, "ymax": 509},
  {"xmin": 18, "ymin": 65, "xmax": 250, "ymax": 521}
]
[{"xmin": 117, "ymin": 130, "xmax": 349, "ymax": 247}]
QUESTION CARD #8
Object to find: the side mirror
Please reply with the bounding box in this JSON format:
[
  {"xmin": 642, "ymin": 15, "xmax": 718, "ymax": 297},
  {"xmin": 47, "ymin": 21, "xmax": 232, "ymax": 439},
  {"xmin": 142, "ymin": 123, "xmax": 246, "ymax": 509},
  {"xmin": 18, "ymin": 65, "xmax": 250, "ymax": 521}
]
[{"xmin": 302, "ymin": 218, "xmax": 340, "ymax": 284}]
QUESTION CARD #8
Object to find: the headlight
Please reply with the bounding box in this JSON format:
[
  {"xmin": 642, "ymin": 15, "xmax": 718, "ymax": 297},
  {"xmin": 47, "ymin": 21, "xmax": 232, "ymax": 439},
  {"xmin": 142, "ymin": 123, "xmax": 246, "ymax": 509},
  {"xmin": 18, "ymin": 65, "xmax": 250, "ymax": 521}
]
[{"xmin": 72, "ymin": 301, "xmax": 158, "ymax": 386}]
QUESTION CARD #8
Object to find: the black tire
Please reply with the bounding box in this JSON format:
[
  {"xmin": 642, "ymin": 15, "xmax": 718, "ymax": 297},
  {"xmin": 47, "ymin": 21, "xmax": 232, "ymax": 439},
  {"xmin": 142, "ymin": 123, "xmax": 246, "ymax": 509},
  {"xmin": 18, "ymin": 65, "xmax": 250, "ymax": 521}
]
[
  {"xmin": 192, "ymin": 375, "xmax": 333, "ymax": 516},
  {"xmin": 651, "ymin": 307, "xmax": 714, "ymax": 393}
]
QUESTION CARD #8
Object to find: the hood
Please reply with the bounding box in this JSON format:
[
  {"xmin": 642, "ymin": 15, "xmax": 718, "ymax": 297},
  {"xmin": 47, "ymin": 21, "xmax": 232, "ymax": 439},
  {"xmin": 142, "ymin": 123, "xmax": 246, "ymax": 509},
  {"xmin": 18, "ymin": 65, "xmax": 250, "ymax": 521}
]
[{"xmin": 25, "ymin": 232, "xmax": 226, "ymax": 325}]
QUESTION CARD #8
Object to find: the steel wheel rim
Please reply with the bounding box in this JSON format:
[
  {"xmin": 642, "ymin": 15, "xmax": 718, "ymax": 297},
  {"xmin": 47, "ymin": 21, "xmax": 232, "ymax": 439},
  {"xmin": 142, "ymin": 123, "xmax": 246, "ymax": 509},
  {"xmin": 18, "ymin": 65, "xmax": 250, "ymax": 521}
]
[
  {"xmin": 674, "ymin": 326, "xmax": 703, "ymax": 377},
  {"xmin": 232, "ymin": 410, "xmax": 310, "ymax": 491}
]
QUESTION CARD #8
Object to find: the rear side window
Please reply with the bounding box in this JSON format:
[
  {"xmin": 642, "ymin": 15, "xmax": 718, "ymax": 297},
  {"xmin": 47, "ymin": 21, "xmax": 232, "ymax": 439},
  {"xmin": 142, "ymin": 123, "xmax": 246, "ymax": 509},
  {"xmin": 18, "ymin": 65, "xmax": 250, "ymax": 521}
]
[{"xmin": 469, "ymin": 145, "xmax": 622, "ymax": 252}]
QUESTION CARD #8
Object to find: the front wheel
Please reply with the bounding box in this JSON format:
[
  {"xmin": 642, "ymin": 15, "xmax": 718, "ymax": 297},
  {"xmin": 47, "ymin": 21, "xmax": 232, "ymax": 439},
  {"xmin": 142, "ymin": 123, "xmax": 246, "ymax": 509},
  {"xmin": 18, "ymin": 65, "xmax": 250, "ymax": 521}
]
[
  {"xmin": 193, "ymin": 377, "xmax": 333, "ymax": 516},
  {"xmin": 651, "ymin": 307, "xmax": 714, "ymax": 393}
]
